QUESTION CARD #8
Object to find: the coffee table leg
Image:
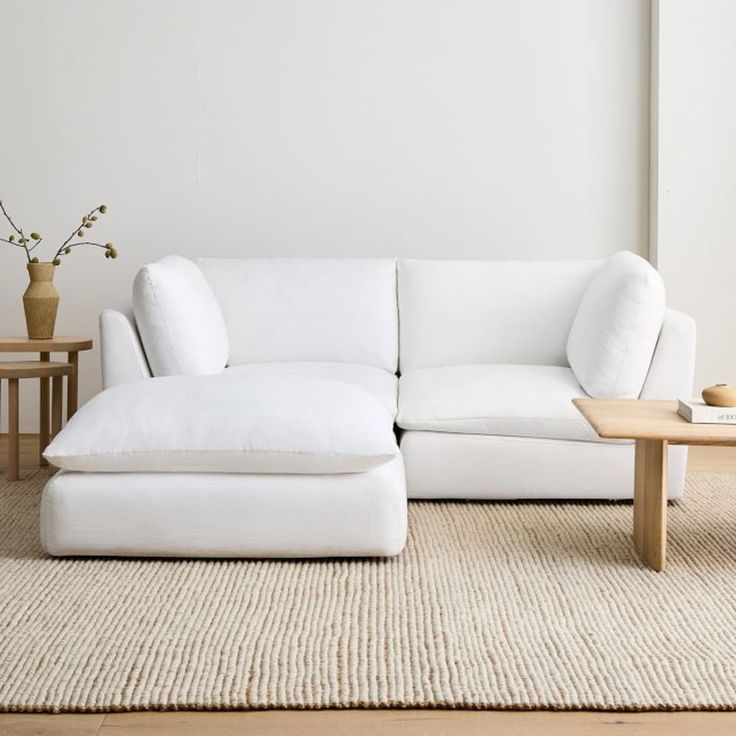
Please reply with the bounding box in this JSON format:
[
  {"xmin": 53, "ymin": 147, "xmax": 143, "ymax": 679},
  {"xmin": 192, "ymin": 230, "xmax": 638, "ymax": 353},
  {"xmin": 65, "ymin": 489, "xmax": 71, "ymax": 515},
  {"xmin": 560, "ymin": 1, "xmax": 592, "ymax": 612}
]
[
  {"xmin": 39, "ymin": 351, "xmax": 50, "ymax": 465},
  {"xmin": 633, "ymin": 438, "xmax": 668, "ymax": 571},
  {"xmin": 8, "ymin": 378, "xmax": 19, "ymax": 481}
]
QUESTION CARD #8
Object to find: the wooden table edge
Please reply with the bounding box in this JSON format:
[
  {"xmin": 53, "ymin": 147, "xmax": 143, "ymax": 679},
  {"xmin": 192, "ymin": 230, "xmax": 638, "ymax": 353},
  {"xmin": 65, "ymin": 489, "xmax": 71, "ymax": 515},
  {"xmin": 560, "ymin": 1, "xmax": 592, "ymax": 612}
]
[
  {"xmin": 572, "ymin": 398, "xmax": 736, "ymax": 446},
  {"xmin": 0, "ymin": 336, "xmax": 93, "ymax": 352},
  {"xmin": 0, "ymin": 361, "xmax": 74, "ymax": 379}
]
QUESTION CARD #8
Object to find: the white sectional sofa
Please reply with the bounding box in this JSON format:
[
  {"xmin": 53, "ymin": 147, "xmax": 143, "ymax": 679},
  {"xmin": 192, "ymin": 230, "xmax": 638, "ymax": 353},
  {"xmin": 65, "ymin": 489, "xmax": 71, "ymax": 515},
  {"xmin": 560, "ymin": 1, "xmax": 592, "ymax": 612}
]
[{"xmin": 40, "ymin": 252, "xmax": 695, "ymax": 558}]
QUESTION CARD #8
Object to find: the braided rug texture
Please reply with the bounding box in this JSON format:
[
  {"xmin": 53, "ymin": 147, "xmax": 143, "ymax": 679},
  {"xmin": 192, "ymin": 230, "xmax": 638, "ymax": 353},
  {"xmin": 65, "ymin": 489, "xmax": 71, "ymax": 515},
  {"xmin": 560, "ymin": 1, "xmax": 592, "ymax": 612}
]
[{"xmin": 2, "ymin": 469, "xmax": 736, "ymax": 712}]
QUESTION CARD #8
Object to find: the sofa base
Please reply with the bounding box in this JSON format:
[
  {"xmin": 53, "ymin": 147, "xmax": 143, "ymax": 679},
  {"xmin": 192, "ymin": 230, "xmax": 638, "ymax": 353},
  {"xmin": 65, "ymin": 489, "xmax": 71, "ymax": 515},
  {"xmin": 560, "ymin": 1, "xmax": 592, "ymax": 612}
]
[
  {"xmin": 40, "ymin": 457, "xmax": 407, "ymax": 558},
  {"xmin": 401, "ymin": 431, "xmax": 687, "ymax": 500}
]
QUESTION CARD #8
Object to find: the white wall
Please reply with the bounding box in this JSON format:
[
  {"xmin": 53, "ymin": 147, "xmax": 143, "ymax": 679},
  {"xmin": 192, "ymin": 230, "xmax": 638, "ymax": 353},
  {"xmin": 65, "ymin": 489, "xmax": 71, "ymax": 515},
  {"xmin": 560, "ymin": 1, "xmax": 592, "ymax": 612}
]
[
  {"xmin": 654, "ymin": 0, "xmax": 736, "ymax": 392},
  {"xmin": 0, "ymin": 0, "xmax": 649, "ymax": 429}
]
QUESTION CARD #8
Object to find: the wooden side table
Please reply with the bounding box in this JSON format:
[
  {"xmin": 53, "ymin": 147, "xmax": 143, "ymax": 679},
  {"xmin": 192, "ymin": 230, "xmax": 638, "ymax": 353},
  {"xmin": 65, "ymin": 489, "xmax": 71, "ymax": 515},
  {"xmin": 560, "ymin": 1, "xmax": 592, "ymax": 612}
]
[
  {"xmin": 0, "ymin": 337, "xmax": 92, "ymax": 465},
  {"xmin": 574, "ymin": 398, "xmax": 736, "ymax": 571},
  {"xmin": 0, "ymin": 361, "xmax": 72, "ymax": 480}
]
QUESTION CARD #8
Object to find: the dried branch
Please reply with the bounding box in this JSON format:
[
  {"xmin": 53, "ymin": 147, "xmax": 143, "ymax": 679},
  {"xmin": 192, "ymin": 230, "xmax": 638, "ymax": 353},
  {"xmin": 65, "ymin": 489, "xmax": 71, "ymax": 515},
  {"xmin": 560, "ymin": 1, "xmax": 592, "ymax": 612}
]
[
  {"xmin": 61, "ymin": 241, "xmax": 108, "ymax": 251},
  {"xmin": 55, "ymin": 240, "xmax": 117, "ymax": 263},
  {"xmin": 0, "ymin": 236, "xmax": 28, "ymax": 249},
  {"xmin": 56, "ymin": 205, "xmax": 106, "ymax": 257},
  {"xmin": 0, "ymin": 200, "xmax": 32, "ymax": 262},
  {"xmin": 1, "ymin": 199, "xmax": 115, "ymax": 265},
  {"xmin": 0, "ymin": 200, "xmax": 24, "ymax": 237}
]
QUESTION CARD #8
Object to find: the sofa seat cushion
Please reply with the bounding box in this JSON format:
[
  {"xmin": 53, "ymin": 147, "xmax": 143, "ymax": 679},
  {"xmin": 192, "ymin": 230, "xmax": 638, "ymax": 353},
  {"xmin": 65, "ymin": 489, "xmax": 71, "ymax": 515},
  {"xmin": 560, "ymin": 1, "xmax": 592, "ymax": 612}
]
[
  {"xmin": 45, "ymin": 375, "xmax": 398, "ymax": 474},
  {"xmin": 225, "ymin": 362, "xmax": 398, "ymax": 416},
  {"xmin": 397, "ymin": 364, "xmax": 612, "ymax": 443}
]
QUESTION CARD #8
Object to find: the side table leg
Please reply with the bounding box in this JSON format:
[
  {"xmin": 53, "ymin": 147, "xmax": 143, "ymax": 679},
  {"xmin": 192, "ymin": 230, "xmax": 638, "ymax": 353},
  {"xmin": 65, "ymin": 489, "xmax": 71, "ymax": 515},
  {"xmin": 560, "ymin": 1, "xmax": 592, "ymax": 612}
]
[
  {"xmin": 67, "ymin": 351, "xmax": 79, "ymax": 418},
  {"xmin": 8, "ymin": 378, "xmax": 19, "ymax": 481},
  {"xmin": 51, "ymin": 375, "xmax": 63, "ymax": 441},
  {"xmin": 39, "ymin": 351, "xmax": 50, "ymax": 465},
  {"xmin": 633, "ymin": 438, "xmax": 668, "ymax": 571}
]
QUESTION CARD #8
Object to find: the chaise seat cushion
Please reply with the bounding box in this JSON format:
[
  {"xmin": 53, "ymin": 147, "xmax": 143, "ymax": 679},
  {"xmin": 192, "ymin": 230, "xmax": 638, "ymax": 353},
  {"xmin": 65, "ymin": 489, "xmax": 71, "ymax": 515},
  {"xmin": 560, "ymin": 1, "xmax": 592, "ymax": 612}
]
[
  {"xmin": 44, "ymin": 375, "xmax": 398, "ymax": 474},
  {"xmin": 224, "ymin": 362, "xmax": 398, "ymax": 416},
  {"xmin": 397, "ymin": 364, "xmax": 615, "ymax": 443}
]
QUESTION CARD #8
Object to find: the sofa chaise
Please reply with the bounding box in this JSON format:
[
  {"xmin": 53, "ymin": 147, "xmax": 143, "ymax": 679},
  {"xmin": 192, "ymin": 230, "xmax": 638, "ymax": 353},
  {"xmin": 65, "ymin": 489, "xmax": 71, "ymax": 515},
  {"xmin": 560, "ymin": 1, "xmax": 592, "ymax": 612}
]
[{"xmin": 40, "ymin": 251, "xmax": 695, "ymax": 558}]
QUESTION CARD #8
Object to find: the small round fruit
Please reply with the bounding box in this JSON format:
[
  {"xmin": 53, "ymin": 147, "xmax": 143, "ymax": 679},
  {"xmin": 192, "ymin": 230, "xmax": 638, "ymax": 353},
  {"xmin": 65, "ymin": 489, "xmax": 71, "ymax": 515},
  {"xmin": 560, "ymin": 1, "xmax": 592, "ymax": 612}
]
[{"xmin": 702, "ymin": 385, "xmax": 736, "ymax": 407}]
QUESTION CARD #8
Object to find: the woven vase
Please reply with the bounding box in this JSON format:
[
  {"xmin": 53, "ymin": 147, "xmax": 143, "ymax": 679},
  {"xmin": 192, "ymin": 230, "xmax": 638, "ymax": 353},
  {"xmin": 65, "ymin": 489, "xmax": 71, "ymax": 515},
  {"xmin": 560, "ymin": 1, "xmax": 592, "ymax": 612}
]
[{"xmin": 23, "ymin": 262, "xmax": 59, "ymax": 339}]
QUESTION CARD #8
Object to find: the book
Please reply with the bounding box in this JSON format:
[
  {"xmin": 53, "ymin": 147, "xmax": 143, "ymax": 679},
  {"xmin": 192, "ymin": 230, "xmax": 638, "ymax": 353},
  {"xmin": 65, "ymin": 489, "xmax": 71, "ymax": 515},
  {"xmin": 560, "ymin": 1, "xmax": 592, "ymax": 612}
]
[{"xmin": 677, "ymin": 398, "xmax": 736, "ymax": 424}]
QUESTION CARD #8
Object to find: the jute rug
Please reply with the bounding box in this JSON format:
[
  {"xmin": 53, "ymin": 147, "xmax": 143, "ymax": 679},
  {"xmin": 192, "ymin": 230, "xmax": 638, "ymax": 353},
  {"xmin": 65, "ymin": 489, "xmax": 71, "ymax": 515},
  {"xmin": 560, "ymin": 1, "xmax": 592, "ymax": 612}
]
[{"xmin": 2, "ymin": 470, "xmax": 736, "ymax": 713}]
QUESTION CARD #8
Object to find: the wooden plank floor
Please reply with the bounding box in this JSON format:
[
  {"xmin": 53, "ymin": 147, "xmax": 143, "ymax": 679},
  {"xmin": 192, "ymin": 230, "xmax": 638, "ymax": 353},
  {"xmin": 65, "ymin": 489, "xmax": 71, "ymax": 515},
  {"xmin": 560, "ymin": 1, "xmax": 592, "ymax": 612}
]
[
  {"xmin": 2, "ymin": 435, "xmax": 736, "ymax": 735},
  {"xmin": 3, "ymin": 710, "xmax": 736, "ymax": 736}
]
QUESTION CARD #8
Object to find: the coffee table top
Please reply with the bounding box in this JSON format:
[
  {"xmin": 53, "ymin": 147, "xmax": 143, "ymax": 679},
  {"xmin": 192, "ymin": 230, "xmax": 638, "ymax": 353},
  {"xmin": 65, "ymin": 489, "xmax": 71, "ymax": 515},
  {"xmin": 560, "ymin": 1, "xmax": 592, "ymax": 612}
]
[
  {"xmin": 0, "ymin": 336, "xmax": 93, "ymax": 352},
  {"xmin": 573, "ymin": 399, "xmax": 736, "ymax": 446}
]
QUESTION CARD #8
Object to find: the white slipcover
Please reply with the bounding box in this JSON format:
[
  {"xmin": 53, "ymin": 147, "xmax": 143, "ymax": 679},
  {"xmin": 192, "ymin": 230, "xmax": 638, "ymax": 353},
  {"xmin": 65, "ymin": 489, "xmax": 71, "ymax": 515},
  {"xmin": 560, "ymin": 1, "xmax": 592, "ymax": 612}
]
[
  {"xmin": 99, "ymin": 309, "xmax": 152, "ymax": 386},
  {"xmin": 398, "ymin": 258, "xmax": 602, "ymax": 372},
  {"xmin": 198, "ymin": 258, "xmax": 399, "ymax": 372},
  {"xmin": 397, "ymin": 364, "xmax": 605, "ymax": 442},
  {"xmin": 225, "ymin": 361, "xmax": 397, "ymax": 415},
  {"xmin": 133, "ymin": 255, "xmax": 229, "ymax": 376},
  {"xmin": 400, "ymin": 431, "xmax": 687, "ymax": 500},
  {"xmin": 44, "ymin": 374, "xmax": 398, "ymax": 474},
  {"xmin": 567, "ymin": 251, "xmax": 666, "ymax": 398},
  {"xmin": 41, "ymin": 457, "xmax": 407, "ymax": 558},
  {"xmin": 88, "ymin": 260, "xmax": 695, "ymax": 525}
]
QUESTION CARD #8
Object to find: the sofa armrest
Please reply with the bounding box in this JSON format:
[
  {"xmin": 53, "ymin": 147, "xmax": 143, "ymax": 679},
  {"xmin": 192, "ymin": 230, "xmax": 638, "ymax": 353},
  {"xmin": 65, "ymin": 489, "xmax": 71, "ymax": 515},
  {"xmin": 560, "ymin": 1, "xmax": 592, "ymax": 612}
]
[
  {"xmin": 99, "ymin": 309, "xmax": 152, "ymax": 389},
  {"xmin": 640, "ymin": 309, "xmax": 696, "ymax": 400}
]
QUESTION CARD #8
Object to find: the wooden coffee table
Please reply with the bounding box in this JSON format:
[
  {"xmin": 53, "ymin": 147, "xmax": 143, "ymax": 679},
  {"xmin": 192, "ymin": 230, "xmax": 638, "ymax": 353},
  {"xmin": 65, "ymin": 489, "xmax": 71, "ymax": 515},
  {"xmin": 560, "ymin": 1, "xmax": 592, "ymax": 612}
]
[{"xmin": 574, "ymin": 399, "xmax": 736, "ymax": 572}]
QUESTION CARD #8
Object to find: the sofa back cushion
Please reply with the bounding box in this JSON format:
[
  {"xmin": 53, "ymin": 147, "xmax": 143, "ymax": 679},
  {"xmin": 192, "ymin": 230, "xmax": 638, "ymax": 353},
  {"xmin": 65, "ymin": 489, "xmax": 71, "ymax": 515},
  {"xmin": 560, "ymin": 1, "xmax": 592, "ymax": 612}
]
[
  {"xmin": 197, "ymin": 258, "xmax": 398, "ymax": 372},
  {"xmin": 398, "ymin": 258, "xmax": 602, "ymax": 372},
  {"xmin": 133, "ymin": 255, "xmax": 229, "ymax": 376},
  {"xmin": 567, "ymin": 251, "xmax": 665, "ymax": 398}
]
